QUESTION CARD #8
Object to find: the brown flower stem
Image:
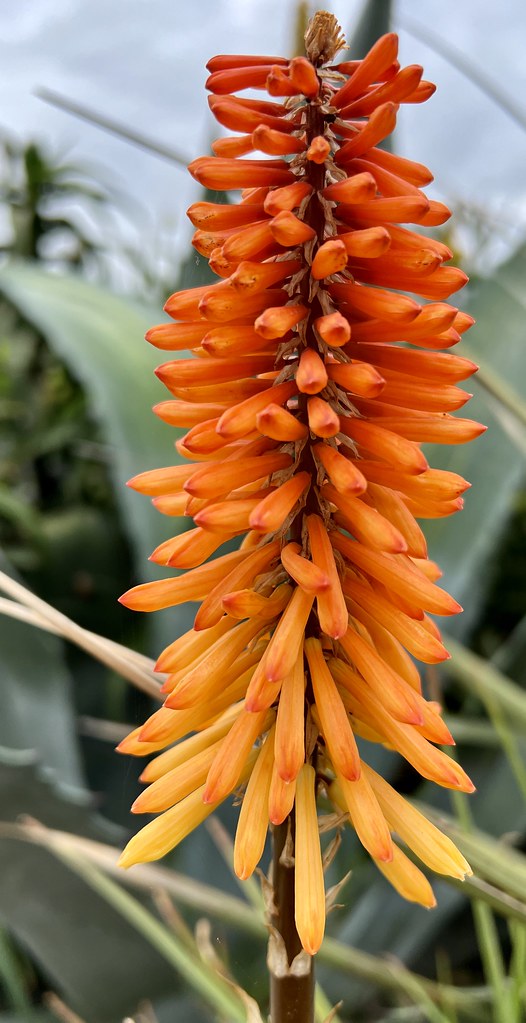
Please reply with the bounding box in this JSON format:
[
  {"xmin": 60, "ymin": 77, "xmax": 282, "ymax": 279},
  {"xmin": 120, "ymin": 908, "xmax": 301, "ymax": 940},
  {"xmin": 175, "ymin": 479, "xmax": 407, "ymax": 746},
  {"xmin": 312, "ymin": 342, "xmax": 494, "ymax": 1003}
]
[{"xmin": 269, "ymin": 817, "xmax": 315, "ymax": 1023}]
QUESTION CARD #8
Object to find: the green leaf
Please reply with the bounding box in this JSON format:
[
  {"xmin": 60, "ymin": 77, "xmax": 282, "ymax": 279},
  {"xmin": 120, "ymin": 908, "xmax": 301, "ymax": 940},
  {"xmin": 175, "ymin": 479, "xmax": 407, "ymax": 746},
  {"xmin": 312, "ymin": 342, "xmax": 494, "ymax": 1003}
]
[
  {"xmin": 331, "ymin": 743, "xmax": 526, "ymax": 1005},
  {"xmin": 0, "ymin": 757, "xmax": 192, "ymax": 1023},
  {"xmin": 422, "ymin": 804, "xmax": 526, "ymax": 908},
  {"xmin": 28, "ymin": 506, "xmax": 131, "ymax": 641},
  {"xmin": 444, "ymin": 638, "xmax": 526, "ymax": 732},
  {"xmin": 0, "ymin": 925, "xmax": 33, "ymax": 1015},
  {"xmin": 0, "ymin": 262, "xmax": 174, "ymax": 572},
  {"xmin": 0, "ymin": 1015, "xmax": 54, "ymax": 1022},
  {"xmin": 423, "ymin": 244, "xmax": 526, "ymax": 635},
  {"xmin": 0, "ymin": 553, "xmax": 83, "ymax": 787},
  {"xmin": 0, "ymin": 261, "xmax": 193, "ymax": 647}
]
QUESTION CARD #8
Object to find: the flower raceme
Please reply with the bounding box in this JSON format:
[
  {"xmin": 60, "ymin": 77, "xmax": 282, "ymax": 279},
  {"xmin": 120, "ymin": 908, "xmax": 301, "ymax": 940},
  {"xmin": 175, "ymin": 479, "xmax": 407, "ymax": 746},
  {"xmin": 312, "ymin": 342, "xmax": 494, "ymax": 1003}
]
[{"xmin": 118, "ymin": 16, "xmax": 482, "ymax": 955}]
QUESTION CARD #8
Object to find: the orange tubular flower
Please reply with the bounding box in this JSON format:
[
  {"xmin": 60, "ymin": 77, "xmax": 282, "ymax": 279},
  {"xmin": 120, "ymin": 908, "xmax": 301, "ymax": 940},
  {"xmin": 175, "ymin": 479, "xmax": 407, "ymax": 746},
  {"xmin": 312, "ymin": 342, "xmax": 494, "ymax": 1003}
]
[{"xmin": 118, "ymin": 12, "xmax": 481, "ymax": 955}]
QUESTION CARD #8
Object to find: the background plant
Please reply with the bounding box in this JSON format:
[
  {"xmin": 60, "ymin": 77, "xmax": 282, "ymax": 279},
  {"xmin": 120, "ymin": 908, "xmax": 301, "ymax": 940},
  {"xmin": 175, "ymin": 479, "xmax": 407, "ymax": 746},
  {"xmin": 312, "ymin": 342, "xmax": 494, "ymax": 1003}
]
[{"xmin": 0, "ymin": 2, "xmax": 525, "ymax": 1021}]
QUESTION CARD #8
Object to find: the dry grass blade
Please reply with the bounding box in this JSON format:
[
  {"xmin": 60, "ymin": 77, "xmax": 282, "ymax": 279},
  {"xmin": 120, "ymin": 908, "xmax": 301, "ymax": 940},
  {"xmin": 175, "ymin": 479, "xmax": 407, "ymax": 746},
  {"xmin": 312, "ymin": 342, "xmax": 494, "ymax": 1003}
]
[
  {"xmin": 398, "ymin": 16, "xmax": 526, "ymax": 131},
  {"xmin": 0, "ymin": 820, "xmax": 496, "ymax": 1015},
  {"xmin": 206, "ymin": 816, "xmax": 263, "ymax": 911},
  {"xmin": 8, "ymin": 820, "xmax": 249, "ymax": 1022},
  {"xmin": 36, "ymin": 87, "xmax": 191, "ymax": 166},
  {"xmin": 0, "ymin": 572, "xmax": 162, "ymax": 699},
  {"xmin": 0, "ymin": 820, "xmax": 265, "ymax": 938},
  {"xmin": 44, "ymin": 993, "xmax": 88, "ymax": 1023},
  {"xmin": 77, "ymin": 716, "xmax": 131, "ymax": 743}
]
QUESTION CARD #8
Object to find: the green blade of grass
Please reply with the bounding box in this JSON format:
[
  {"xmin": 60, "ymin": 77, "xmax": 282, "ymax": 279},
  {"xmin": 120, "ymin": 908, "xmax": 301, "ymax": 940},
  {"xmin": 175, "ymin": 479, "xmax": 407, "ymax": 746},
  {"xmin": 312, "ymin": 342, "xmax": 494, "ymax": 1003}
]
[
  {"xmin": 0, "ymin": 820, "xmax": 498, "ymax": 1018},
  {"xmin": 509, "ymin": 922, "xmax": 526, "ymax": 1021},
  {"xmin": 443, "ymin": 716, "xmax": 510, "ymax": 747},
  {"xmin": 0, "ymin": 925, "xmax": 33, "ymax": 1015},
  {"xmin": 418, "ymin": 805, "xmax": 526, "ymax": 906},
  {"xmin": 314, "ymin": 985, "xmax": 342, "ymax": 1023},
  {"xmin": 446, "ymin": 636, "xmax": 526, "ymax": 801},
  {"xmin": 451, "ymin": 791, "xmax": 514, "ymax": 1023},
  {"xmin": 441, "ymin": 873, "xmax": 526, "ymax": 927},
  {"xmin": 462, "ymin": 345, "xmax": 526, "ymax": 456},
  {"xmin": 444, "ymin": 638, "xmax": 526, "ymax": 731},
  {"xmin": 476, "ymin": 691, "xmax": 526, "ymax": 802},
  {"xmin": 43, "ymin": 838, "xmax": 250, "ymax": 1022}
]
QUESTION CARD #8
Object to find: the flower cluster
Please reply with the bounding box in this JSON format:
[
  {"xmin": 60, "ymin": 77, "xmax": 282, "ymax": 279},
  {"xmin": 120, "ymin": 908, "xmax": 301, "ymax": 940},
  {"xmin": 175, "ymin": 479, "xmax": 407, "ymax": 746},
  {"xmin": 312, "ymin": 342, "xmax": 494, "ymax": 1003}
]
[{"xmin": 118, "ymin": 16, "xmax": 483, "ymax": 954}]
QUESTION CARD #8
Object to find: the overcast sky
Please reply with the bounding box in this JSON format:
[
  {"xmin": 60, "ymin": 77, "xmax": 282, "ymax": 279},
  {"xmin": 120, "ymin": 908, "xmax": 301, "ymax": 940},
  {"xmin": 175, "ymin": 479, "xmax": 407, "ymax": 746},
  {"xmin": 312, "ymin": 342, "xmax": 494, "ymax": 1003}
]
[{"xmin": 2, "ymin": 0, "xmax": 526, "ymax": 273}]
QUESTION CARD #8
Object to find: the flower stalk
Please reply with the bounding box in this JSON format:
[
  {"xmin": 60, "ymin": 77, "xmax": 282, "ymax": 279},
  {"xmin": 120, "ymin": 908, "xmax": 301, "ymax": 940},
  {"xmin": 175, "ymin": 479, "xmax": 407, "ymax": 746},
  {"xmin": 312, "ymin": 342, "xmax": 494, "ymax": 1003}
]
[{"xmin": 269, "ymin": 817, "xmax": 315, "ymax": 1023}]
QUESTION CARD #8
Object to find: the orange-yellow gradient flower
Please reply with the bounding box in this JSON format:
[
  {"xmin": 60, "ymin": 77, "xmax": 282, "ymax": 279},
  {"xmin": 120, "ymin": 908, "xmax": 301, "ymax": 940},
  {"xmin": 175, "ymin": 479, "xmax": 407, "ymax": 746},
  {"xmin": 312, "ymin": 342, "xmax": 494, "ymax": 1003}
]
[{"xmin": 118, "ymin": 13, "xmax": 481, "ymax": 954}]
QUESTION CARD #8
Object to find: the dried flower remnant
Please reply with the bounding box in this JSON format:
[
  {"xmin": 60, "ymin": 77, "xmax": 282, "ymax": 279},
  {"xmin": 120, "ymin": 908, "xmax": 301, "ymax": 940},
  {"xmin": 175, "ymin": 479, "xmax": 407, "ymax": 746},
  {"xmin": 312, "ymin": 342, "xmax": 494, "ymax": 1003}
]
[{"xmin": 118, "ymin": 11, "xmax": 481, "ymax": 955}]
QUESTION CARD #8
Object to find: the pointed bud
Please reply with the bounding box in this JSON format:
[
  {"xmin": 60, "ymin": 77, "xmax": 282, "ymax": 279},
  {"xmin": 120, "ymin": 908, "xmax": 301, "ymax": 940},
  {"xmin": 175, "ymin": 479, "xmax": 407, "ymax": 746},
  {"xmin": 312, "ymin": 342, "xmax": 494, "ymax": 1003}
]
[
  {"xmin": 307, "ymin": 397, "xmax": 340, "ymax": 438},
  {"xmin": 296, "ymin": 348, "xmax": 328, "ymax": 393},
  {"xmin": 306, "ymin": 135, "xmax": 331, "ymax": 163},
  {"xmin": 270, "ymin": 210, "xmax": 317, "ymax": 246},
  {"xmin": 311, "ymin": 239, "xmax": 348, "ymax": 279},
  {"xmin": 314, "ymin": 312, "xmax": 351, "ymax": 347}
]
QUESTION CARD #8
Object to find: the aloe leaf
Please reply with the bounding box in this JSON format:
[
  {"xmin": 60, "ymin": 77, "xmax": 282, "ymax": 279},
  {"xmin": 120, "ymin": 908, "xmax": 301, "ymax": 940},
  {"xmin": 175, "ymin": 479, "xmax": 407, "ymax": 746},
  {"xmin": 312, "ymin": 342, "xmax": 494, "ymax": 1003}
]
[
  {"xmin": 0, "ymin": 757, "xmax": 230, "ymax": 1022},
  {"xmin": 0, "ymin": 553, "xmax": 83, "ymax": 787},
  {"xmin": 0, "ymin": 926, "xmax": 32, "ymax": 1015},
  {"xmin": 423, "ymin": 243, "xmax": 526, "ymax": 635},
  {"xmin": 0, "ymin": 261, "xmax": 193, "ymax": 647},
  {"xmin": 0, "ymin": 815, "xmax": 495, "ymax": 1019},
  {"xmin": 0, "ymin": 262, "xmax": 175, "ymax": 571}
]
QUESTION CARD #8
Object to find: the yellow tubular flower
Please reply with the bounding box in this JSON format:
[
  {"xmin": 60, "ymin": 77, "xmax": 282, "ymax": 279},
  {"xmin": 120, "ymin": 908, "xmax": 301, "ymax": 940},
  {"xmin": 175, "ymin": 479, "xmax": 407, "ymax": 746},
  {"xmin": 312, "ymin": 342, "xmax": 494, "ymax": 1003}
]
[
  {"xmin": 118, "ymin": 12, "xmax": 483, "ymax": 950},
  {"xmin": 295, "ymin": 765, "xmax": 326, "ymax": 954}
]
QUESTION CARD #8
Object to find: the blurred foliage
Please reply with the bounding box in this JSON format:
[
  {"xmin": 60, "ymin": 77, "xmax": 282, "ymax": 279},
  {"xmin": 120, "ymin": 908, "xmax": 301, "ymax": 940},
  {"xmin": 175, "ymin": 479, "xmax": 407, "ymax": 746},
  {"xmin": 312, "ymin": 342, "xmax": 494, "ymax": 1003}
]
[
  {"xmin": 0, "ymin": 134, "xmax": 117, "ymax": 274},
  {"xmin": 348, "ymin": 0, "xmax": 392, "ymax": 59},
  {"xmin": 0, "ymin": 134, "xmax": 140, "ymax": 640},
  {"xmin": 0, "ymin": 0, "xmax": 525, "ymax": 1021}
]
